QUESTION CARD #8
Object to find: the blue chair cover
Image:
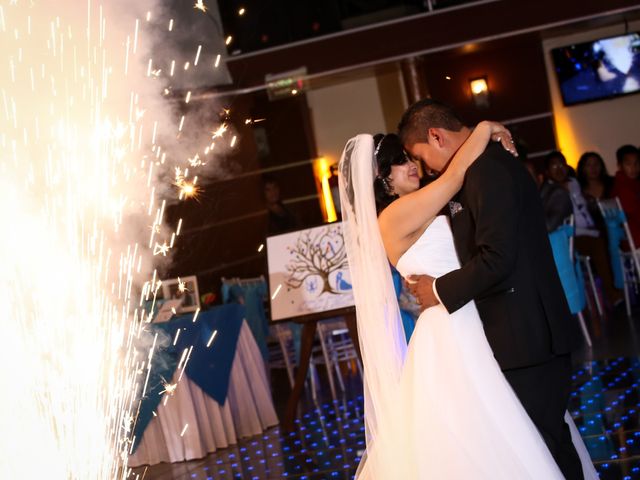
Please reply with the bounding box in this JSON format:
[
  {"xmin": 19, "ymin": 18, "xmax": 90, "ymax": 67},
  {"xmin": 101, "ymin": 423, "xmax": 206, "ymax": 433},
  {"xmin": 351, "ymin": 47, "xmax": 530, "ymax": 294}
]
[
  {"xmin": 132, "ymin": 304, "xmax": 245, "ymax": 452},
  {"xmin": 574, "ymin": 255, "xmax": 587, "ymax": 313},
  {"xmin": 602, "ymin": 211, "xmax": 627, "ymax": 290},
  {"xmin": 548, "ymin": 225, "xmax": 586, "ymax": 314},
  {"xmin": 391, "ymin": 266, "xmax": 416, "ymax": 342}
]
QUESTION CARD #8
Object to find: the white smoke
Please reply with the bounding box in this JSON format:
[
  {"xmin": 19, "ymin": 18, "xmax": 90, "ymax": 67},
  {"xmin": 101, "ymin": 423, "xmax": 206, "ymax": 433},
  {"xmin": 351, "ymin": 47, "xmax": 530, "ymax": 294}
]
[{"xmin": 0, "ymin": 0, "xmax": 232, "ymax": 476}]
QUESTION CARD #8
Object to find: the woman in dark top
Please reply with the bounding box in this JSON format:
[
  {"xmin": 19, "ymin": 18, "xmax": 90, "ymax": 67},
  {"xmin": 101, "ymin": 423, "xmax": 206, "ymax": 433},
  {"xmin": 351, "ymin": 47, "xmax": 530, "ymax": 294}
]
[
  {"xmin": 263, "ymin": 175, "xmax": 299, "ymax": 235},
  {"xmin": 576, "ymin": 151, "xmax": 613, "ymax": 228},
  {"xmin": 539, "ymin": 154, "xmax": 573, "ymax": 232}
]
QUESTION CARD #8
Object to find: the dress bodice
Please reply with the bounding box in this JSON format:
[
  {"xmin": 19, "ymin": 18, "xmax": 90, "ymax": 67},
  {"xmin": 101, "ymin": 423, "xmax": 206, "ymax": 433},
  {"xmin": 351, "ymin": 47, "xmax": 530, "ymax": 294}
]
[{"xmin": 395, "ymin": 215, "xmax": 460, "ymax": 279}]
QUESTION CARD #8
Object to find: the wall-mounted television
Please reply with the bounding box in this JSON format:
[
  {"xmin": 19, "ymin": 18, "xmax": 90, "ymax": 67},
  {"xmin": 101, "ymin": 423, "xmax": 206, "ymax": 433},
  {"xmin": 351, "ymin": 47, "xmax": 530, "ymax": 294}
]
[{"xmin": 551, "ymin": 32, "xmax": 640, "ymax": 106}]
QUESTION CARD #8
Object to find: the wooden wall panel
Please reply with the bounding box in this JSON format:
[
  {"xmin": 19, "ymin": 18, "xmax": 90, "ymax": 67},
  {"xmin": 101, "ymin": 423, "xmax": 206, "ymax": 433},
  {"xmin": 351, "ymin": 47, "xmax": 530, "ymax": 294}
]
[
  {"xmin": 422, "ymin": 35, "xmax": 551, "ymax": 124},
  {"xmin": 165, "ymin": 91, "xmax": 322, "ymax": 296},
  {"xmin": 226, "ymin": 0, "xmax": 640, "ymax": 88},
  {"xmin": 419, "ymin": 34, "xmax": 557, "ymax": 156}
]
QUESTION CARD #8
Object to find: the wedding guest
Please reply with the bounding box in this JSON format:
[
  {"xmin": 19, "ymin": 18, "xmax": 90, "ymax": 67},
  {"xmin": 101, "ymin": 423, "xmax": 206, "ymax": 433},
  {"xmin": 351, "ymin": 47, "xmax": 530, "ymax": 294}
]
[
  {"xmin": 540, "ymin": 156, "xmax": 572, "ymax": 232},
  {"xmin": 524, "ymin": 160, "xmax": 543, "ymax": 188},
  {"xmin": 263, "ymin": 175, "xmax": 299, "ymax": 235},
  {"xmin": 612, "ymin": 145, "xmax": 640, "ymax": 245},
  {"xmin": 577, "ymin": 151, "xmax": 613, "ymax": 226},
  {"xmin": 544, "ymin": 151, "xmax": 623, "ymax": 306}
]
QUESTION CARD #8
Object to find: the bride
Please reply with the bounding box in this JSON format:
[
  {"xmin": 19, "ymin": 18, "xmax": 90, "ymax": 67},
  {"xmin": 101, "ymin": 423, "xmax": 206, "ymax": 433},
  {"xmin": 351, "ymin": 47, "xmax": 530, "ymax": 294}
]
[{"xmin": 338, "ymin": 124, "xmax": 597, "ymax": 479}]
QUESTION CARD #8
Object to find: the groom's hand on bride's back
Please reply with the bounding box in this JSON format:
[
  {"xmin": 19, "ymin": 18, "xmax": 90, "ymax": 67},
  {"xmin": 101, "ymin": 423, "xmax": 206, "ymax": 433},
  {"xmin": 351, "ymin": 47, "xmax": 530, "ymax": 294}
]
[{"xmin": 405, "ymin": 275, "xmax": 439, "ymax": 312}]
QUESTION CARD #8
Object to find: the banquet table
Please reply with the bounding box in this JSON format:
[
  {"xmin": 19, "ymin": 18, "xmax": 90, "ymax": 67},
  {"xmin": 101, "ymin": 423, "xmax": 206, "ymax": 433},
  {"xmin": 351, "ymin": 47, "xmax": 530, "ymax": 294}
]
[{"xmin": 129, "ymin": 305, "xmax": 278, "ymax": 467}]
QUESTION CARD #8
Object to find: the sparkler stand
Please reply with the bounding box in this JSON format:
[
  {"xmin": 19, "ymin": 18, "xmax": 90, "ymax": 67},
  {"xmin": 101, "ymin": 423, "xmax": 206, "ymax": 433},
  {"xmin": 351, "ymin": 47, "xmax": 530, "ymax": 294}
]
[{"xmin": 281, "ymin": 306, "xmax": 360, "ymax": 432}]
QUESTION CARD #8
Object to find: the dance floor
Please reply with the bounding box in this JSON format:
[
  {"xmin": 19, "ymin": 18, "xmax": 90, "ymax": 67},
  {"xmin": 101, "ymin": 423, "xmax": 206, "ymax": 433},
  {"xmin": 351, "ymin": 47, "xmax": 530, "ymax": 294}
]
[
  {"xmin": 131, "ymin": 356, "xmax": 640, "ymax": 479},
  {"xmin": 133, "ymin": 314, "xmax": 640, "ymax": 479}
]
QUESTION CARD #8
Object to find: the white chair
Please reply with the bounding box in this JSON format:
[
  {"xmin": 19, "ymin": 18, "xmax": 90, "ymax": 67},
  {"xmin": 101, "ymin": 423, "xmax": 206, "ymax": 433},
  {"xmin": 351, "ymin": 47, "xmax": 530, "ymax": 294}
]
[
  {"xmin": 576, "ymin": 254, "xmax": 604, "ymax": 317},
  {"xmin": 316, "ymin": 319, "xmax": 363, "ymax": 397},
  {"xmin": 269, "ymin": 319, "xmax": 362, "ymax": 403},
  {"xmin": 267, "ymin": 322, "xmax": 339, "ymax": 403},
  {"xmin": 598, "ymin": 197, "xmax": 640, "ymax": 316},
  {"xmin": 564, "ymin": 216, "xmax": 592, "ymax": 347},
  {"xmin": 268, "ymin": 323, "xmax": 298, "ymax": 388},
  {"xmin": 566, "ymin": 214, "xmax": 604, "ymax": 318}
]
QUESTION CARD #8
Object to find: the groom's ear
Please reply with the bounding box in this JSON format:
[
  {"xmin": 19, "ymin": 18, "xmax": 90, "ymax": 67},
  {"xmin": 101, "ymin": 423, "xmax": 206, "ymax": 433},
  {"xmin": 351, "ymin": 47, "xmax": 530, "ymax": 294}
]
[{"xmin": 427, "ymin": 128, "xmax": 445, "ymax": 147}]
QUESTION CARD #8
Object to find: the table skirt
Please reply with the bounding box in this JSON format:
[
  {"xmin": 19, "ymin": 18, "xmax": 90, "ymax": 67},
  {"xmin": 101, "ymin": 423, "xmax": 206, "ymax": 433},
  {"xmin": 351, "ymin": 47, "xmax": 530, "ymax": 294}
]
[{"xmin": 129, "ymin": 321, "xmax": 278, "ymax": 466}]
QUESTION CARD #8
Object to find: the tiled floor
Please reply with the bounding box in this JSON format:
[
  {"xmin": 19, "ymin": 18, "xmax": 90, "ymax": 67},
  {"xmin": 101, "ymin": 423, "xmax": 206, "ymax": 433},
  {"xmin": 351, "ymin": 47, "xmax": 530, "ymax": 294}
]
[
  {"xmin": 132, "ymin": 397, "xmax": 364, "ymax": 479},
  {"xmin": 133, "ymin": 311, "xmax": 640, "ymax": 479},
  {"xmin": 572, "ymin": 357, "xmax": 640, "ymax": 479}
]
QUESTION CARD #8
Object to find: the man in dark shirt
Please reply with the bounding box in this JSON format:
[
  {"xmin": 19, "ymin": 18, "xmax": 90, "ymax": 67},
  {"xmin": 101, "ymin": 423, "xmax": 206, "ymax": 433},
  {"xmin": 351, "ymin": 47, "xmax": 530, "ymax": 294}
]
[{"xmin": 263, "ymin": 176, "xmax": 299, "ymax": 235}]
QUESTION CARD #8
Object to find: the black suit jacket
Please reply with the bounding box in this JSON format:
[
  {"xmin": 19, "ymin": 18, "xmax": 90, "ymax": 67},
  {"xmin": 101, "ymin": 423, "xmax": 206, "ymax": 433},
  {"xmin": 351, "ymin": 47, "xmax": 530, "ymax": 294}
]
[{"xmin": 436, "ymin": 144, "xmax": 580, "ymax": 370}]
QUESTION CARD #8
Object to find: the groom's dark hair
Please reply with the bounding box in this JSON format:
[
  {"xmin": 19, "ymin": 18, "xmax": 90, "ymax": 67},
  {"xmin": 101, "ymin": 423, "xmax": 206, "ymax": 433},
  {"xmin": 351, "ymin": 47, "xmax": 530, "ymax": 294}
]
[{"xmin": 398, "ymin": 99, "xmax": 464, "ymax": 146}]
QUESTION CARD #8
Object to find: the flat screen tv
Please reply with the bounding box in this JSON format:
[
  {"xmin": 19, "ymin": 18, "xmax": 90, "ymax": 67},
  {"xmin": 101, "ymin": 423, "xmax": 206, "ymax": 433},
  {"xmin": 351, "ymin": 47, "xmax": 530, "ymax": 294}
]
[{"xmin": 551, "ymin": 32, "xmax": 640, "ymax": 106}]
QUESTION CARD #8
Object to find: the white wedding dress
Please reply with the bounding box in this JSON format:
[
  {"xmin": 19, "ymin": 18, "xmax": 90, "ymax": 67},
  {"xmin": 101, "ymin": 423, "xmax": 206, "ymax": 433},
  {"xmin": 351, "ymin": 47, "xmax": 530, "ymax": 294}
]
[{"xmin": 385, "ymin": 215, "xmax": 598, "ymax": 479}]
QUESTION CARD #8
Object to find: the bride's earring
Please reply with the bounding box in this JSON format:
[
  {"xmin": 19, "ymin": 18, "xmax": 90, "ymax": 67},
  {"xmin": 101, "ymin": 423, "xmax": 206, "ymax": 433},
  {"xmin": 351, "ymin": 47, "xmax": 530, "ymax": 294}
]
[{"xmin": 383, "ymin": 177, "xmax": 395, "ymax": 195}]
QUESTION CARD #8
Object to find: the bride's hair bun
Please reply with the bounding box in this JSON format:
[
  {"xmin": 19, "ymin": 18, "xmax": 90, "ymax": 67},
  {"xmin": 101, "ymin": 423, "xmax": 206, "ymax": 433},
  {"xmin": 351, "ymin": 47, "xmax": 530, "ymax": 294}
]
[
  {"xmin": 374, "ymin": 133, "xmax": 405, "ymax": 172},
  {"xmin": 373, "ymin": 133, "xmax": 405, "ymax": 214}
]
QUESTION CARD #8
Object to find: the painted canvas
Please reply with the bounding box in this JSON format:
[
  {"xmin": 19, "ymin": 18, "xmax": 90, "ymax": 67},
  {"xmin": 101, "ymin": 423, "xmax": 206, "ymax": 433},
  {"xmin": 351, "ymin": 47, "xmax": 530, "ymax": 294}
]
[{"xmin": 267, "ymin": 223, "xmax": 354, "ymax": 321}]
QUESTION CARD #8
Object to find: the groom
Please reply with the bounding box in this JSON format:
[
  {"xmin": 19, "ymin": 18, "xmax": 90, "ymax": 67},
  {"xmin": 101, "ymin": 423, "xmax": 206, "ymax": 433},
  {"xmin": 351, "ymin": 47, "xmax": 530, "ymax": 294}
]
[{"xmin": 399, "ymin": 99, "xmax": 584, "ymax": 479}]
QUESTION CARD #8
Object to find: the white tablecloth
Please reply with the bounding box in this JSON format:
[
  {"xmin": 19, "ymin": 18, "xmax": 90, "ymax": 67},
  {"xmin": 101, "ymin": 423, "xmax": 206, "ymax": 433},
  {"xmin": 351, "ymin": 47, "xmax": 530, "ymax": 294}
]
[{"xmin": 129, "ymin": 321, "xmax": 279, "ymax": 467}]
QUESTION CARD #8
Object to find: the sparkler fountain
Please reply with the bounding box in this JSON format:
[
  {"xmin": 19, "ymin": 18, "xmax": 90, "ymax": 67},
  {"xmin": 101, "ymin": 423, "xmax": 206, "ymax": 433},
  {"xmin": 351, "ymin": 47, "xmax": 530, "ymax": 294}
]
[{"xmin": 0, "ymin": 0, "xmax": 230, "ymax": 477}]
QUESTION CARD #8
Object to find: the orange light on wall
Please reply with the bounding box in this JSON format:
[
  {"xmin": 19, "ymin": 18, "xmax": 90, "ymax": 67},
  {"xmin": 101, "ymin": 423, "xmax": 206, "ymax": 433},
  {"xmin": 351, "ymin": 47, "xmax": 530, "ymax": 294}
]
[
  {"xmin": 552, "ymin": 112, "xmax": 581, "ymax": 169},
  {"xmin": 313, "ymin": 157, "xmax": 338, "ymax": 223},
  {"xmin": 469, "ymin": 76, "xmax": 489, "ymax": 108}
]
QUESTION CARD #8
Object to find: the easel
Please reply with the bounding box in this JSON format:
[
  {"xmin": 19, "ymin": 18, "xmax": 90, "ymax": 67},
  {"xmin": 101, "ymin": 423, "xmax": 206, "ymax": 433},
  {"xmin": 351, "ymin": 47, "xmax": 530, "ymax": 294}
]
[{"xmin": 280, "ymin": 306, "xmax": 361, "ymax": 431}]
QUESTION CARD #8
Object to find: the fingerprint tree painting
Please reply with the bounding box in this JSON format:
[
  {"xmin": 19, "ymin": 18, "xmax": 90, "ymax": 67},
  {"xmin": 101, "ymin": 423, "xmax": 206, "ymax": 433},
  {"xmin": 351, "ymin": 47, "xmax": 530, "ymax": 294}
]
[{"xmin": 285, "ymin": 225, "xmax": 349, "ymax": 295}]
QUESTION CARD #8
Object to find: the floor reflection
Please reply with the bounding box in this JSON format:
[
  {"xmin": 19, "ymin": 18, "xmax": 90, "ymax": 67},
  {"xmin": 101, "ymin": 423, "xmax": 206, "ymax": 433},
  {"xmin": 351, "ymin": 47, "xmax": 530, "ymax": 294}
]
[
  {"xmin": 571, "ymin": 357, "xmax": 640, "ymax": 479},
  {"xmin": 133, "ymin": 356, "xmax": 640, "ymax": 479}
]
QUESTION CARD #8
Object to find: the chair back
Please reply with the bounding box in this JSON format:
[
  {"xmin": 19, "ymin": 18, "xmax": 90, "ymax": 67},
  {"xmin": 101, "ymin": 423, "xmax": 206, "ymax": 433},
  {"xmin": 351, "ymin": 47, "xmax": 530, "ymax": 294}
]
[
  {"xmin": 602, "ymin": 198, "xmax": 637, "ymax": 249},
  {"xmin": 597, "ymin": 197, "xmax": 639, "ymax": 288},
  {"xmin": 563, "ymin": 215, "xmax": 575, "ymax": 261},
  {"xmin": 548, "ymin": 221, "xmax": 585, "ymax": 314},
  {"xmin": 317, "ymin": 319, "xmax": 359, "ymax": 362},
  {"xmin": 268, "ymin": 323, "xmax": 299, "ymax": 386}
]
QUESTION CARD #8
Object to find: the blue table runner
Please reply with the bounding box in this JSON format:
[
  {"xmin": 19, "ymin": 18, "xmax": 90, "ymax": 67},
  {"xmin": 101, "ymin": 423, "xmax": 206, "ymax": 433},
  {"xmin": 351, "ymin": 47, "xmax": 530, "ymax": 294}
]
[{"xmin": 132, "ymin": 303, "xmax": 245, "ymax": 452}]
